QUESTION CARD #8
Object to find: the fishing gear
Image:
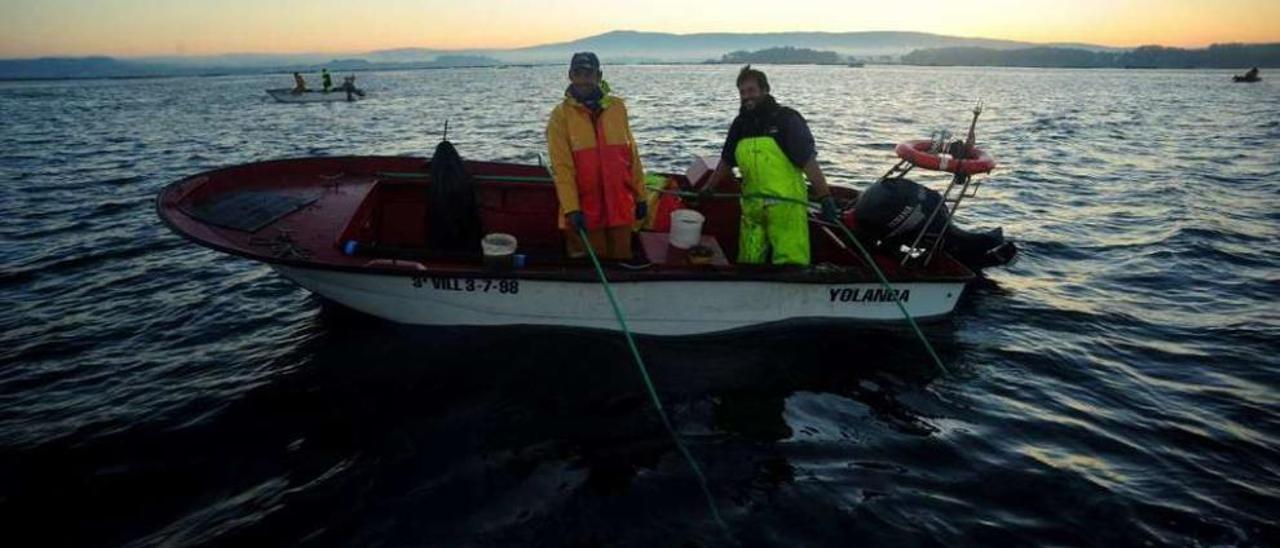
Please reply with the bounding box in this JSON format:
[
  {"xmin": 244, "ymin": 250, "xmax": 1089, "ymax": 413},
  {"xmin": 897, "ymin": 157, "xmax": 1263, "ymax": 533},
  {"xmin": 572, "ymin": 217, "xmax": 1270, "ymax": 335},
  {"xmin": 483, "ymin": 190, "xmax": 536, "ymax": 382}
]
[
  {"xmin": 661, "ymin": 188, "xmax": 949, "ymax": 375},
  {"xmin": 574, "ymin": 225, "xmax": 729, "ymax": 532}
]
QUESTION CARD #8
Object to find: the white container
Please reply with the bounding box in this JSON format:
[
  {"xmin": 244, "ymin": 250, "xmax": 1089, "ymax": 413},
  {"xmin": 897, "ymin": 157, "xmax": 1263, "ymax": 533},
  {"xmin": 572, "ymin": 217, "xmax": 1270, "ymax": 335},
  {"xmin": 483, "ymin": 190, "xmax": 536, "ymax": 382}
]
[
  {"xmin": 481, "ymin": 233, "xmax": 517, "ymax": 257},
  {"xmin": 668, "ymin": 209, "xmax": 705, "ymax": 250}
]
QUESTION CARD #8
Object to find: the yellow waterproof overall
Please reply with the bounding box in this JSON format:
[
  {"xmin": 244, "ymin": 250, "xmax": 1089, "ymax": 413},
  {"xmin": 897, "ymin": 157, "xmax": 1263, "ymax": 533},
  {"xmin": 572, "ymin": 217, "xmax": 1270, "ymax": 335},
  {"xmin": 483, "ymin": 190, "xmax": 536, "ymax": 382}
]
[{"xmin": 734, "ymin": 136, "xmax": 810, "ymax": 265}]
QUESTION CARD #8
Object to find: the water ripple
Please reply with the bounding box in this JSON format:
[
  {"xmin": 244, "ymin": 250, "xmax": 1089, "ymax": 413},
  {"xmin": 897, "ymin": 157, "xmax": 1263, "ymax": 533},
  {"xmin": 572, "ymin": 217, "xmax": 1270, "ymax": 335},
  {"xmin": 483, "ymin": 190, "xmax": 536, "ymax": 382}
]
[{"xmin": 0, "ymin": 66, "xmax": 1276, "ymax": 546}]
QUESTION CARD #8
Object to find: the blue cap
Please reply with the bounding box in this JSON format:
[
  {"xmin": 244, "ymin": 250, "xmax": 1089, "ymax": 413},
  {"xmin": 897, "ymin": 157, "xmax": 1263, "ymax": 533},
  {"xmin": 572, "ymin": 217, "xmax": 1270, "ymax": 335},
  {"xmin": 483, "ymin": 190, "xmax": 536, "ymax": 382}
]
[{"xmin": 570, "ymin": 52, "xmax": 600, "ymax": 73}]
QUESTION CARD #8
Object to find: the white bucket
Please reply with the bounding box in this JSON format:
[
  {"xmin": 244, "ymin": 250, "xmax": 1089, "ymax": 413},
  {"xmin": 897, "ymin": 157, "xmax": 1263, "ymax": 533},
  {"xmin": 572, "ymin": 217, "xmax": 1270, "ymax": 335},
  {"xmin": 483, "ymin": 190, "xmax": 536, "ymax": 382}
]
[
  {"xmin": 668, "ymin": 209, "xmax": 705, "ymax": 249},
  {"xmin": 481, "ymin": 233, "xmax": 517, "ymax": 257}
]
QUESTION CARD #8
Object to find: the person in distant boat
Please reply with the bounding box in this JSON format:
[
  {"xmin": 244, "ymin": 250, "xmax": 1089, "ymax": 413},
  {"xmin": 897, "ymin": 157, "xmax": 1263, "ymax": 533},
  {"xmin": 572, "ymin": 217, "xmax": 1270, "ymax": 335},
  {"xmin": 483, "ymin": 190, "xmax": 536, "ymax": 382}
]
[
  {"xmin": 701, "ymin": 65, "xmax": 838, "ymax": 266},
  {"xmin": 1245, "ymin": 67, "xmax": 1259, "ymax": 80},
  {"xmin": 321, "ymin": 69, "xmax": 332, "ymax": 92},
  {"xmin": 291, "ymin": 72, "xmax": 307, "ymax": 94},
  {"xmin": 337, "ymin": 76, "xmax": 359, "ymax": 101},
  {"xmin": 545, "ymin": 52, "xmax": 647, "ymax": 262}
]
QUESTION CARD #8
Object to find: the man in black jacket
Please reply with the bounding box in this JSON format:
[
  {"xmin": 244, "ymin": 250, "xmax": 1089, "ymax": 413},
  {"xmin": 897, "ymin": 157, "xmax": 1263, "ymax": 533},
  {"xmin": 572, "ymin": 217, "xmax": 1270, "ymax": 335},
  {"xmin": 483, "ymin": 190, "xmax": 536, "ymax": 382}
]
[{"xmin": 702, "ymin": 65, "xmax": 837, "ymax": 265}]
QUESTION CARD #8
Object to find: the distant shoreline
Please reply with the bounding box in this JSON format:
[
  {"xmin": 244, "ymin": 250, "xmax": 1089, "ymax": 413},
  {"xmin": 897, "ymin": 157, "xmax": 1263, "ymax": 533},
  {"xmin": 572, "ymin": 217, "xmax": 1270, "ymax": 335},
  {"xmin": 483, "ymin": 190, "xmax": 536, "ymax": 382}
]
[
  {"xmin": 0, "ymin": 62, "xmax": 561, "ymax": 82},
  {"xmin": 5, "ymin": 31, "xmax": 1275, "ymax": 80},
  {"xmin": 1, "ymin": 62, "xmax": 1266, "ymax": 83}
]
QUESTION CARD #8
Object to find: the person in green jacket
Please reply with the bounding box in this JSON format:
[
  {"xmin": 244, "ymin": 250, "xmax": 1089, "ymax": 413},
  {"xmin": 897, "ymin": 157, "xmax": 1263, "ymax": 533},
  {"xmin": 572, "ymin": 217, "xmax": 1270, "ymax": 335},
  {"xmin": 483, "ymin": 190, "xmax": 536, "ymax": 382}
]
[
  {"xmin": 321, "ymin": 69, "xmax": 332, "ymax": 92},
  {"xmin": 702, "ymin": 65, "xmax": 838, "ymax": 266}
]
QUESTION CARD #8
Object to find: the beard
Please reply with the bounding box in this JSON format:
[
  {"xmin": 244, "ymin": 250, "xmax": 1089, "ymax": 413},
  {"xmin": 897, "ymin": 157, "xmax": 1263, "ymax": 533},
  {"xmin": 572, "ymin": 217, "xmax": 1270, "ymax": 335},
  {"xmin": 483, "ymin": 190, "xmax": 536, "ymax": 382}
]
[{"xmin": 739, "ymin": 94, "xmax": 776, "ymax": 117}]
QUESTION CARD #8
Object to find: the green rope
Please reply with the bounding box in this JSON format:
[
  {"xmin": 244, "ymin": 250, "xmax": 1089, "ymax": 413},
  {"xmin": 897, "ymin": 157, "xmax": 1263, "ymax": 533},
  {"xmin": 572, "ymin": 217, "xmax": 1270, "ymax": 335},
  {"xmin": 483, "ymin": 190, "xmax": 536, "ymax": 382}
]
[
  {"xmin": 667, "ymin": 189, "xmax": 949, "ymax": 375},
  {"xmin": 575, "ymin": 226, "xmax": 729, "ymax": 532},
  {"xmin": 378, "ymin": 162, "xmax": 952, "ymax": 371},
  {"xmin": 377, "ymin": 171, "xmax": 553, "ymax": 183}
]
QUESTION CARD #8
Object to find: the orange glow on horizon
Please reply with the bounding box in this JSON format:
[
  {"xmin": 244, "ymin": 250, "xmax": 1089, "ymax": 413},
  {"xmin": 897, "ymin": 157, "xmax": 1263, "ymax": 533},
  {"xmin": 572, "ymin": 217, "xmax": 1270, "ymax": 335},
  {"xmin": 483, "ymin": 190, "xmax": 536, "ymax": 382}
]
[{"xmin": 1, "ymin": 0, "xmax": 1277, "ymax": 58}]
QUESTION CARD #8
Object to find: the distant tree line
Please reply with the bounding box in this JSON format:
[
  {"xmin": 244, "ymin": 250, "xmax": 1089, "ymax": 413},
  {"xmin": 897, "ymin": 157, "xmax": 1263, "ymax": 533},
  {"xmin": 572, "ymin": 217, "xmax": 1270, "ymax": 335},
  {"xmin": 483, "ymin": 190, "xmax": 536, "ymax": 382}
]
[
  {"xmin": 716, "ymin": 47, "xmax": 848, "ymax": 65},
  {"xmin": 902, "ymin": 43, "xmax": 1280, "ymax": 68},
  {"xmin": 322, "ymin": 55, "xmax": 501, "ymax": 70}
]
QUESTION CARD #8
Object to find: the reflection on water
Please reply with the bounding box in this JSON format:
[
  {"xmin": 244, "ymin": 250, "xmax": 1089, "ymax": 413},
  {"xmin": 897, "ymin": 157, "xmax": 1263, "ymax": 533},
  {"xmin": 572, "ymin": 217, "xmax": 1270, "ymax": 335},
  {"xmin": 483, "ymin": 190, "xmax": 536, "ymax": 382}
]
[{"xmin": 0, "ymin": 66, "xmax": 1277, "ymax": 545}]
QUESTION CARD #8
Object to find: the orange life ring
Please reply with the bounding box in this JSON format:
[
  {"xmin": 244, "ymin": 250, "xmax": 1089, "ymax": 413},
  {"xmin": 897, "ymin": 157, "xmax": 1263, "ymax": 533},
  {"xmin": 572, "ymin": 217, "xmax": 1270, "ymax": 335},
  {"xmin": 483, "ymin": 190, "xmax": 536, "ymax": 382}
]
[{"xmin": 894, "ymin": 140, "xmax": 996, "ymax": 175}]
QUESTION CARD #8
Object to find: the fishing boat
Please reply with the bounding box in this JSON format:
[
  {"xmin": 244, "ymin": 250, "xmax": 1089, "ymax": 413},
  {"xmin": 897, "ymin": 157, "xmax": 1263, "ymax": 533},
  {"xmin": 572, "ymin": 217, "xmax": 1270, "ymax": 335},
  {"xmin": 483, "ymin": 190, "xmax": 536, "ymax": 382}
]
[
  {"xmin": 1233, "ymin": 68, "xmax": 1261, "ymax": 83},
  {"xmin": 266, "ymin": 88, "xmax": 364, "ymax": 103},
  {"xmin": 157, "ymin": 128, "xmax": 1013, "ymax": 336}
]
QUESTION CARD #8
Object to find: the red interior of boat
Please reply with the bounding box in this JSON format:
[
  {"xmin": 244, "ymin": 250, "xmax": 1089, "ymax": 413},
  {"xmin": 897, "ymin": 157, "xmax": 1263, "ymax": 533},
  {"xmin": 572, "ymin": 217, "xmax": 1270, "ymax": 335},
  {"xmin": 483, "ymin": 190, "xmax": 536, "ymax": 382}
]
[
  {"xmin": 337, "ymin": 161, "xmax": 570, "ymax": 256},
  {"xmin": 333, "ymin": 159, "xmax": 973, "ymax": 279},
  {"xmin": 159, "ymin": 154, "xmax": 974, "ymax": 281}
]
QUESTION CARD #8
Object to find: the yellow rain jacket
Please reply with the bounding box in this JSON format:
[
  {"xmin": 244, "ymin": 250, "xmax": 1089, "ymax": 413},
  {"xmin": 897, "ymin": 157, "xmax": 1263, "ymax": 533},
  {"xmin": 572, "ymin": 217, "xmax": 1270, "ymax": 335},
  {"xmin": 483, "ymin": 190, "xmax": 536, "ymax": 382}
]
[{"xmin": 546, "ymin": 86, "xmax": 645, "ymax": 229}]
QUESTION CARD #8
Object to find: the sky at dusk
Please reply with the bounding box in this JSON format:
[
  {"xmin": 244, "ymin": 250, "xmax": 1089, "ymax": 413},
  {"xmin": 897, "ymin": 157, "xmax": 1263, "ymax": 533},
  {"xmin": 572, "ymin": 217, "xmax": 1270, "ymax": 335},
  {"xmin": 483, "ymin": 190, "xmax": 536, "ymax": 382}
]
[{"xmin": 2, "ymin": 0, "xmax": 1278, "ymax": 57}]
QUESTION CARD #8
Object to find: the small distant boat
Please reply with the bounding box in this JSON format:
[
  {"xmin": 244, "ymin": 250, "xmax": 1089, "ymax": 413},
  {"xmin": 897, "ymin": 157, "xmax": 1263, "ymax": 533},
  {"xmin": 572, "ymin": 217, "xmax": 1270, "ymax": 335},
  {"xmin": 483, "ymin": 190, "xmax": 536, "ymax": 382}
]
[
  {"xmin": 1233, "ymin": 68, "xmax": 1261, "ymax": 83},
  {"xmin": 266, "ymin": 88, "xmax": 364, "ymax": 103}
]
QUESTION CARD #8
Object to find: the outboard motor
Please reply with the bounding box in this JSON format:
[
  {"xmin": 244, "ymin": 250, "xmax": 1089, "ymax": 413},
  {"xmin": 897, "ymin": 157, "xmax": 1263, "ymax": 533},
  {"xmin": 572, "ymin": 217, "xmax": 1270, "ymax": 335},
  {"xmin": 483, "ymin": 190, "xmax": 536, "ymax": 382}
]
[
  {"xmin": 851, "ymin": 177, "xmax": 1016, "ymax": 270},
  {"xmin": 947, "ymin": 226, "xmax": 1017, "ymax": 270},
  {"xmin": 852, "ymin": 177, "xmax": 948, "ymax": 250}
]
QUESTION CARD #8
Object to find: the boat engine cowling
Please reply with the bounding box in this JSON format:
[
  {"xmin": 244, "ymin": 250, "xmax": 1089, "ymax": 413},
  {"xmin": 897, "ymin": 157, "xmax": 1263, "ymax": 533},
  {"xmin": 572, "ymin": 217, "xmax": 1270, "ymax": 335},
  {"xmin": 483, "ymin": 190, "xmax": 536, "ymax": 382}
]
[
  {"xmin": 850, "ymin": 177, "xmax": 1016, "ymax": 270},
  {"xmin": 852, "ymin": 177, "xmax": 948, "ymax": 247}
]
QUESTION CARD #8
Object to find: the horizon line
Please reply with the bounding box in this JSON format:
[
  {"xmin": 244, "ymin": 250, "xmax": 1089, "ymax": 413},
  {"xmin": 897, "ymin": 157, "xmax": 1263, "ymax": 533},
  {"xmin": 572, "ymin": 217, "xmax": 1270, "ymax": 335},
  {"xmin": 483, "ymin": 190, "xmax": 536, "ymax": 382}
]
[{"xmin": 5, "ymin": 29, "xmax": 1279, "ymax": 61}]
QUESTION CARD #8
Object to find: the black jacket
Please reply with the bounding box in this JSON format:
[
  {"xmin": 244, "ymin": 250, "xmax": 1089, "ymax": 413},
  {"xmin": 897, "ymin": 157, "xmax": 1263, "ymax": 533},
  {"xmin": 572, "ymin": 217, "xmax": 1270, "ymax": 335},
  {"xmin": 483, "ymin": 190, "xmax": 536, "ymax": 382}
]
[{"xmin": 720, "ymin": 95, "xmax": 817, "ymax": 168}]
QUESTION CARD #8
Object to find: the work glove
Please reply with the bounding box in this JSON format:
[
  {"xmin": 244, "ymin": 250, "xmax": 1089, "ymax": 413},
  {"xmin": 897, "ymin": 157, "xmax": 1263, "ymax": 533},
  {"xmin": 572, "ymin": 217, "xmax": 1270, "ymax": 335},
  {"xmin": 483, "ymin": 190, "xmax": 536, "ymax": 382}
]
[
  {"xmin": 566, "ymin": 211, "xmax": 587, "ymax": 232},
  {"xmin": 635, "ymin": 201, "xmax": 648, "ymax": 221},
  {"xmin": 820, "ymin": 195, "xmax": 839, "ymax": 222}
]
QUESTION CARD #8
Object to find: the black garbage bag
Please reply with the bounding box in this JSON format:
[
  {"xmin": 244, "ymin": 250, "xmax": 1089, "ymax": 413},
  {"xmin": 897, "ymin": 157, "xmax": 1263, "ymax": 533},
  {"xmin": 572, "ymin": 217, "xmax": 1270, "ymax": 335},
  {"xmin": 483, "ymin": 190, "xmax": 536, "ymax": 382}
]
[{"xmin": 427, "ymin": 140, "xmax": 483, "ymax": 252}]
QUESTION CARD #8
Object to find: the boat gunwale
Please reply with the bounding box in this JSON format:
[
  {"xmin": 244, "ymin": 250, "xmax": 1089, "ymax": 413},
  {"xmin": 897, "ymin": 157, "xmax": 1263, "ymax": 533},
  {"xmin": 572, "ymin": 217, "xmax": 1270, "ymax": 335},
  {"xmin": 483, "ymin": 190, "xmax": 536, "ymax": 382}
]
[
  {"xmin": 156, "ymin": 156, "xmax": 978, "ymax": 285},
  {"xmin": 264, "ymin": 88, "xmax": 362, "ymax": 102}
]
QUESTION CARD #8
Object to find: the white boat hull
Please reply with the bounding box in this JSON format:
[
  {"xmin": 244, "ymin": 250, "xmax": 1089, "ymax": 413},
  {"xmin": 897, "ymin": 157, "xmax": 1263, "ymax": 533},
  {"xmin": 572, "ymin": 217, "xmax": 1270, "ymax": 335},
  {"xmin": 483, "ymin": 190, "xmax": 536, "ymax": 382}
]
[
  {"xmin": 272, "ymin": 265, "xmax": 965, "ymax": 336},
  {"xmin": 266, "ymin": 88, "xmax": 362, "ymax": 103}
]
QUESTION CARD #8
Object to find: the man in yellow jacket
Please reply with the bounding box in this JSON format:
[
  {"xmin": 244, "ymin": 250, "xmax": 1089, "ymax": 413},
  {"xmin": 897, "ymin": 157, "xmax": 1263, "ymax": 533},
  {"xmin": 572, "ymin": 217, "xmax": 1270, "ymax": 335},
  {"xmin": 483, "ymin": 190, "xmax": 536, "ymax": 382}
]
[{"xmin": 546, "ymin": 52, "xmax": 647, "ymax": 261}]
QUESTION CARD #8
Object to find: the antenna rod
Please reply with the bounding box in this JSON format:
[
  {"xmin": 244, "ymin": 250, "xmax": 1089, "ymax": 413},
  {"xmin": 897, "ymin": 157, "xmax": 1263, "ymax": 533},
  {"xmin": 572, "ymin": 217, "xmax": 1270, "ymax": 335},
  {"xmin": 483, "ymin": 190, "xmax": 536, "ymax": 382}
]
[{"xmin": 964, "ymin": 101, "xmax": 982, "ymax": 157}]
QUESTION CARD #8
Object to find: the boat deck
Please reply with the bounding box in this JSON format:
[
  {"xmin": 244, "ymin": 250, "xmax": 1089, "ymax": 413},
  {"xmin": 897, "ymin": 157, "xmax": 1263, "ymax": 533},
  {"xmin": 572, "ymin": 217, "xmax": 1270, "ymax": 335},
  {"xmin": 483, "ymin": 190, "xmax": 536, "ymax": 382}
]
[{"xmin": 157, "ymin": 156, "xmax": 975, "ymax": 284}]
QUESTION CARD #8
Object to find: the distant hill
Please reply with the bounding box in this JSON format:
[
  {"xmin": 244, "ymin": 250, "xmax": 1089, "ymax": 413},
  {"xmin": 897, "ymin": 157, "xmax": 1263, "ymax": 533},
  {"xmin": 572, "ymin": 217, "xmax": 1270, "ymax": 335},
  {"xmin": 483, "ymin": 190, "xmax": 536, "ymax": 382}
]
[
  {"xmin": 350, "ymin": 30, "xmax": 1069, "ymax": 65},
  {"xmin": 132, "ymin": 52, "xmax": 337, "ymax": 68},
  {"xmin": 0, "ymin": 57, "xmax": 178, "ymax": 79},
  {"xmin": 0, "ymin": 54, "xmax": 503, "ymax": 80},
  {"xmin": 902, "ymin": 47, "xmax": 1114, "ymax": 68},
  {"xmin": 1121, "ymin": 43, "xmax": 1280, "ymax": 68},
  {"xmin": 362, "ymin": 48, "xmax": 456, "ymax": 64},
  {"xmin": 3, "ymin": 30, "xmax": 1102, "ymax": 79},
  {"xmin": 4, "ymin": 30, "xmax": 1270, "ymax": 80},
  {"xmin": 902, "ymin": 43, "xmax": 1280, "ymax": 68},
  {"xmin": 715, "ymin": 47, "xmax": 848, "ymax": 65},
  {"xmin": 499, "ymin": 30, "xmax": 1092, "ymax": 63},
  {"xmin": 431, "ymin": 55, "xmax": 503, "ymax": 67}
]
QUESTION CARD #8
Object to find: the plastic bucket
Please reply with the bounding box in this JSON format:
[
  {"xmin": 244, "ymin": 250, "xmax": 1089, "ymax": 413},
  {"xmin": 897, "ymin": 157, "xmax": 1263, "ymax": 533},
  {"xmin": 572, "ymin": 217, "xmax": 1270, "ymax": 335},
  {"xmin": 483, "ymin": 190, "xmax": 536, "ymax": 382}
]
[
  {"xmin": 481, "ymin": 233, "xmax": 517, "ymax": 270},
  {"xmin": 668, "ymin": 209, "xmax": 705, "ymax": 249}
]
